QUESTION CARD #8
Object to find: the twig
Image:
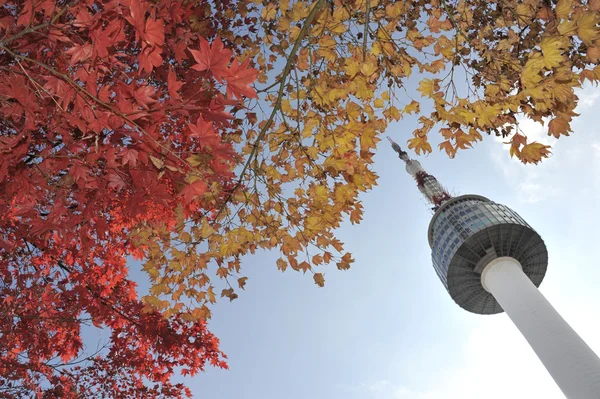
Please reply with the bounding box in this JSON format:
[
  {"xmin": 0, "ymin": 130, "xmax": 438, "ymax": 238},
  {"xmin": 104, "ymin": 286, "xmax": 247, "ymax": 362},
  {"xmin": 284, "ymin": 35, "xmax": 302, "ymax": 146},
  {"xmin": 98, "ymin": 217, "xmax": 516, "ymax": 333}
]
[
  {"xmin": 213, "ymin": 0, "xmax": 326, "ymax": 221},
  {"xmin": 363, "ymin": 0, "xmax": 370, "ymax": 61}
]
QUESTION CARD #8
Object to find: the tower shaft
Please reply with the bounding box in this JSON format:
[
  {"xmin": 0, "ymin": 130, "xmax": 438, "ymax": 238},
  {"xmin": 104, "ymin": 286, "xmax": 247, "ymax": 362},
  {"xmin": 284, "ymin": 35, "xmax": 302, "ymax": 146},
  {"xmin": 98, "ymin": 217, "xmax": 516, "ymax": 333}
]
[{"xmin": 482, "ymin": 257, "xmax": 600, "ymax": 398}]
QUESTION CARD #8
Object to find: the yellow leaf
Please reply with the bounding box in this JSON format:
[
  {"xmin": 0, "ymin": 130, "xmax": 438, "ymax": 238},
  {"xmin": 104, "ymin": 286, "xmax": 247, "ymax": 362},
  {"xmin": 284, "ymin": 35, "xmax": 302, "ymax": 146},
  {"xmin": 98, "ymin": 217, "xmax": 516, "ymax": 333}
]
[
  {"xmin": 454, "ymin": 130, "xmax": 474, "ymax": 149},
  {"xmin": 557, "ymin": 20, "xmax": 577, "ymax": 36},
  {"xmin": 438, "ymin": 140, "xmax": 456, "ymax": 158},
  {"xmin": 556, "ymin": 0, "xmax": 573, "ymax": 19},
  {"xmin": 516, "ymin": 3, "xmax": 535, "ymax": 25},
  {"xmin": 281, "ymin": 99, "xmax": 292, "ymax": 114},
  {"xmin": 150, "ymin": 155, "xmax": 164, "ymax": 169},
  {"xmin": 521, "ymin": 54, "xmax": 544, "ymax": 87},
  {"xmin": 345, "ymin": 59, "xmax": 361, "ymax": 78},
  {"xmin": 208, "ymin": 286, "xmax": 216, "ymax": 303},
  {"xmin": 403, "ymin": 100, "xmax": 420, "ymax": 114},
  {"xmin": 407, "ymin": 136, "xmax": 433, "ymax": 155},
  {"xmin": 520, "ymin": 142, "xmax": 552, "ymax": 164},
  {"xmin": 313, "ymin": 184, "xmax": 329, "ymax": 208},
  {"xmin": 200, "ymin": 221, "xmax": 214, "ymax": 239},
  {"xmin": 261, "ymin": 3, "xmax": 278, "ymax": 21},
  {"xmin": 384, "ymin": 105, "xmax": 401, "ymax": 121},
  {"xmin": 540, "ymin": 36, "xmax": 567, "ymax": 69},
  {"xmin": 374, "ymin": 98, "xmax": 385, "ymax": 108},
  {"xmin": 361, "ymin": 61, "xmax": 378, "ymax": 77},
  {"xmin": 417, "ymin": 79, "xmax": 439, "ymax": 98},
  {"xmin": 313, "ymin": 272, "xmax": 325, "ymax": 287},
  {"xmin": 577, "ymin": 13, "xmax": 600, "ymax": 45}
]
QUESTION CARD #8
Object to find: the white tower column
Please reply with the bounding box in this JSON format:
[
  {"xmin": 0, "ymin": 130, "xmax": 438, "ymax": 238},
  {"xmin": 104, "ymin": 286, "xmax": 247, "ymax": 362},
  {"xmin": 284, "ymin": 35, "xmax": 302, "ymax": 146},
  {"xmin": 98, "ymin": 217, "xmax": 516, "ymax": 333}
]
[{"xmin": 481, "ymin": 257, "xmax": 600, "ymax": 399}]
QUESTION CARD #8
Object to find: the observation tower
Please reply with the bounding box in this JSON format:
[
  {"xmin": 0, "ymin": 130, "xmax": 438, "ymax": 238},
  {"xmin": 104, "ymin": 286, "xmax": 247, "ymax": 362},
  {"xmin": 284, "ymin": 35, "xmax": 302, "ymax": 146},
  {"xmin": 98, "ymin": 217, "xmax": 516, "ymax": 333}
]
[{"xmin": 388, "ymin": 137, "xmax": 600, "ymax": 398}]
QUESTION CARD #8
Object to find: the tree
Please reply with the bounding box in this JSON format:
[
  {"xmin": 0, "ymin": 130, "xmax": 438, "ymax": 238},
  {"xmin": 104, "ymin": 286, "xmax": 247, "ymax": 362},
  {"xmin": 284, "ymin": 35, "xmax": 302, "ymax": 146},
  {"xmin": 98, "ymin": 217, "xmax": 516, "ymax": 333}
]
[
  {"xmin": 1, "ymin": 0, "xmax": 600, "ymax": 397},
  {"xmin": 0, "ymin": 0, "xmax": 256, "ymax": 397}
]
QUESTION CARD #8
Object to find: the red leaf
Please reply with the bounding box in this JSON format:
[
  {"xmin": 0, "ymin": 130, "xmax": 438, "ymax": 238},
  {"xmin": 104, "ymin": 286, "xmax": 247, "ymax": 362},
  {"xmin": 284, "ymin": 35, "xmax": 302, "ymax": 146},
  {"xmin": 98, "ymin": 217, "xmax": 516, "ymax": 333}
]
[
  {"xmin": 133, "ymin": 86, "xmax": 157, "ymax": 108},
  {"xmin": 107, "ymin": 173, "xmax": 127, "ymax": 191},
  {"xmin": 190, "ymin": 37, "xmax": 232, "ymax": 81},
  {"xmin": 181, "ymin": 179, "xmax": 208, "ymax": 203},
  {"xmin": 168, "ymin": 67, "xmax": 184, "ymax": 100},
  {"xmin": 188, "ymin": 116, "xmax": 222, "ymax": 149},
  {"xmin": 126, "ymin": 0, "xmax": 146, "ymax": 33},
  {"xmin": 143, "ymin": 18, "xmax": 165, "ymax": 47},
  {"xmin": 225, "ymin": 58, "xmax": 258, "ymax": 99},
  {"xmin": 138, "ymin": 46, "xmax": 162, "ymax": 74},
  {"xmin": 70, "ymin": 163, "xmax": 90, "ymax": 185},
  {"xmin": 17, "ymin": 0, "xmax": 33, "ymax": 27},
  {"xmin": 121, "ymin": 148, "xmax": 139, "ymax": 167}
]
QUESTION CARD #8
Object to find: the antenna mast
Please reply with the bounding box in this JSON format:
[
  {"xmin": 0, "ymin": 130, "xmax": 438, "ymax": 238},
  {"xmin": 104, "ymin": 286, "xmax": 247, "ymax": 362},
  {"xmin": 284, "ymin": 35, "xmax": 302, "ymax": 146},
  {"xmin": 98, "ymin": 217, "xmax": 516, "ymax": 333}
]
[{"xmin": 387, "ymin": 137, "xmax": 451, "ymax": 208}]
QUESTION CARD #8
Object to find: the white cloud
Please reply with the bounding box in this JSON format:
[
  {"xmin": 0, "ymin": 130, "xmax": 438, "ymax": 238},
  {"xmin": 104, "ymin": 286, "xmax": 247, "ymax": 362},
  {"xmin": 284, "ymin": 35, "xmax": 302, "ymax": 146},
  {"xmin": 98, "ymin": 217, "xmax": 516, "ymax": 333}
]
[
  {"xmin": 575, "ymin": 84, "xmax": 600, "ymax": 110},
  {"xmin": 363, "ymin": 380, "xmax": 412, "ymax": 398}
]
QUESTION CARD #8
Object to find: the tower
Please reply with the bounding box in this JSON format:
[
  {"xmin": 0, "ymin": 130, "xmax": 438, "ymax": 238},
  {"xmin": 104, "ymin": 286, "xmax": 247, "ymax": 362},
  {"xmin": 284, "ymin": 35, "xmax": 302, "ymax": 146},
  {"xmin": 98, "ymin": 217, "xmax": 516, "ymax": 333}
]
[{"xmin": 389, "ymin": 137, "xmax": 600, "ymax": 398}]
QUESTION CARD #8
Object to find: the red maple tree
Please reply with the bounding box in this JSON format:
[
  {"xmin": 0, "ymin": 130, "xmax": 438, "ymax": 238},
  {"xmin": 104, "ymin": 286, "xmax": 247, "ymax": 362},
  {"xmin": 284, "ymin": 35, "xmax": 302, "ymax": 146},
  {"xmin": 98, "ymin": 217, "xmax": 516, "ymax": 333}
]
[{"xmin": 0, "ymin": 0, "xmax": 257, "ymax": 397}]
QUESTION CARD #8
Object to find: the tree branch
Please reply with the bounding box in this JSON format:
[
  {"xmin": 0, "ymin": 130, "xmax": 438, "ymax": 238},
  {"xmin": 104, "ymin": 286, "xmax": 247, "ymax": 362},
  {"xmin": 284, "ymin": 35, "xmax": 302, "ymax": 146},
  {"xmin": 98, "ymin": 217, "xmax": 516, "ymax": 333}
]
[{"xmin": 213, "ymin": 0, "xmax": 326, "ymax": 222}]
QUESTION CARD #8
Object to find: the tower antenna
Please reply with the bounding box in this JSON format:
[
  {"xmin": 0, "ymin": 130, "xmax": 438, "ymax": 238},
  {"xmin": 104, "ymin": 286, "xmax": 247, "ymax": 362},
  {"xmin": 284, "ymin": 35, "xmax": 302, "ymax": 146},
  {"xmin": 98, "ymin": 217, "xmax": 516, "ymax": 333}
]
[{"xmin": 387, "ymin": 137, "xmax": 451, "ymax": 209}]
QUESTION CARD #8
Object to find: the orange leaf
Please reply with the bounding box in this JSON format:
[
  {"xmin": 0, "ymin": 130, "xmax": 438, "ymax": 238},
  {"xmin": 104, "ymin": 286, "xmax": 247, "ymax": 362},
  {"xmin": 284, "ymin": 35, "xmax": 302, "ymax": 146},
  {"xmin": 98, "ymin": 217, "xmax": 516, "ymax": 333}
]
[
  {"xmin": 548, "ymin": 117, "xmax": 572, "ymax": 138},
  {"xmin": 520, "ymin": 142, "xmax": 551, "ymax": 164},
  {"xmin": 438, "ymin": 140, "xmax": 456, "ymax": 158},
  {"xmin": 313, "ymin": 272, "xmax": 325, "ymax": 287}
]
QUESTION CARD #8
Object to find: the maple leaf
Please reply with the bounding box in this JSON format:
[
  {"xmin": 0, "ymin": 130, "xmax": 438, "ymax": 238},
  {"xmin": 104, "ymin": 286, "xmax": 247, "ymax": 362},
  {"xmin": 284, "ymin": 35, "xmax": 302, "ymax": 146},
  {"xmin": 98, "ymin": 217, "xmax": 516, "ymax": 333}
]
[
  {"xmin": 190, "ymin": 37, "xmax": 232, "ymax": 81},
  {"xmin": 167, "ymin": 67, "xmax": 184, "ymax": 100},
  {"xmin": 144, "ymin": 18, "xmax": 165, "ymax": 47},
  {"xmin": 188, "ymin": 116, "xmax": 222, "ymax": 149},
  {"xmin": 181, "ymin": 179, "xmax": 208, "ymax": 203},
  {"xmin": 65, "ymin": 44, "xmax": 93, "ymax": 65},
  {"xmin": 540, "ymin": 37, "xmax": 567, "ymax": 69},
  {"xmin": 408, "ymin": 136, "xmax": 433, "ymax": 155},
  {"xmin": 16, "ymin": 0, "xmax": 34, "ymax": 27},
  {"xmin": 417, "ymin": 79, "xmax": 439, "ymax": 98},
  {"xmin": 313, "ymin": 273, "xmax": 325, "ymax": 287},
  {"xmin": 577, "ymin": 13, "xmax": 600, "ymax": 45},
  {"xmin": 403, "ymin": 100, "xmax": 420, "ymax": 114},
  {"xmin": 107, "ymin": 173, "xmax": 127, "ymax": 191},
  {"xmin": 520, "ymin": 142, "xmax": 552, "ymax": 164},
  {"xmin": 439, "ymin": 140, "xmax": 456, "ymax": 158},
  {"xmin": 125, "ymin": 0, "xmax": 146, "ymax": 36},
  {"xmin": 139, "ymin": 46, "xmax": 162, "ymax": 73},
  {"xmin": 225, "ymin": 58, "xmax": 258, "ymax": 99},
  {"xmin": 548, "ymin": 117, "xmax": 572, "ymax": 138},
  {"xmin": 121, "ymin": 148, "xmax": 139, "ymax": 167},
  {"xmin": 132, "ymin": 86, "xmax": 157, "ymax": 108},
  {"xmin": 70, "ymin": 162, "xmax": 91, "ymax": 185}
]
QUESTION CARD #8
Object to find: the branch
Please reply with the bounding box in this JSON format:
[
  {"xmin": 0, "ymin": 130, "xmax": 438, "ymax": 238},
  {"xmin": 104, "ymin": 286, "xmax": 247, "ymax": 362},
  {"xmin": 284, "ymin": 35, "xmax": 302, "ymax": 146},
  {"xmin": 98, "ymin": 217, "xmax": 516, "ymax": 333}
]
[
  {"xmin": 213, "ymin": 0, "xmax": 326, "ymax": 221},
  {"xmin": 363, "ymin": 0, "xmax": 370, "ymax": 61},
  {"xmin": 0, "ymin": 4, "xmax": 70, "ymax": 46}
]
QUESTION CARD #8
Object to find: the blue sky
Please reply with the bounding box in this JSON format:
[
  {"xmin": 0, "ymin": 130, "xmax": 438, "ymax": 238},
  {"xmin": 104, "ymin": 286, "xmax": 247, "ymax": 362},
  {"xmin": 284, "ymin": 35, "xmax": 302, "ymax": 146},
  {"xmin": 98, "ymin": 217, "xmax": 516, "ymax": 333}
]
[{"xmin": 119, "ymin": 83, "xmax": 600, "ymax": 398}]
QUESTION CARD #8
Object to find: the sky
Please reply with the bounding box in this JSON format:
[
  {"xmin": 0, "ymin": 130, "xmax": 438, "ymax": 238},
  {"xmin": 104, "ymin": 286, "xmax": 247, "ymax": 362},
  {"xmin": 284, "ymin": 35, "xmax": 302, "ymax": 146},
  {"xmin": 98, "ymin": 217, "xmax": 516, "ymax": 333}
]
[{"xmin": 117, "ymin": 84, "xmax": 600, "ymax": 399}]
